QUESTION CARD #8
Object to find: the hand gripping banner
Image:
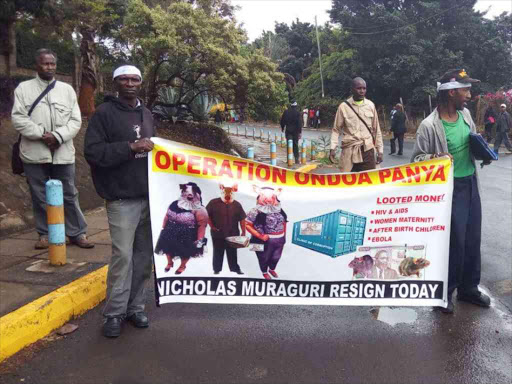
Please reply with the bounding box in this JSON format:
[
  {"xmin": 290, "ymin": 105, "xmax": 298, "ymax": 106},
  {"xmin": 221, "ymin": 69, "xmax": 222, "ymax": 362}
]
[{"xmin": 149, "ymin": 138, "xmax": 452, "ymax": 307}]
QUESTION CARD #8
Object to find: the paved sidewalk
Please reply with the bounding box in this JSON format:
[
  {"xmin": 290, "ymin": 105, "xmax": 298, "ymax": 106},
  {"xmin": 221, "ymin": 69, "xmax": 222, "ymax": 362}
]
[{"xmin": 0, "ymin": 136, "xmax": 318, "ymax": 362}]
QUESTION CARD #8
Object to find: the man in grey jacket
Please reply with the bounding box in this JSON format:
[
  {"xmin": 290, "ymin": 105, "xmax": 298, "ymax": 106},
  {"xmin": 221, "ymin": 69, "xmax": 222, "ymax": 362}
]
[
  {"xmin": 493, "ymin": 103, "xmax": 512, "ymax": 154},
  {"xmin": 411, "ymin": 69, "xmax": 491, "ymax": 314},
  {"xmin": 11, "ymin": 49, "xmax": 93, "ymax": 249}
]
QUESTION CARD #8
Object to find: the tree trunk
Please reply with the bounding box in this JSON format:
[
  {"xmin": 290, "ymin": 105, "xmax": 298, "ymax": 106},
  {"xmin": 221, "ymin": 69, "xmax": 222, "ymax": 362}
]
[
  {"xmin": 78, "ymin": 28, "xmax": 97, "ymax": 118},
  {"xmin": 3, "ymin": 20, "xmax": 17, "ymax": 76}
]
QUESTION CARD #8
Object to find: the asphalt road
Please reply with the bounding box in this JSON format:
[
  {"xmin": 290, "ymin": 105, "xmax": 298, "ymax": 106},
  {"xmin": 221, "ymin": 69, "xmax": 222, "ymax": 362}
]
[{"xmin": 1, "ymin": 135, "xmax": 511, "ymax": 384}]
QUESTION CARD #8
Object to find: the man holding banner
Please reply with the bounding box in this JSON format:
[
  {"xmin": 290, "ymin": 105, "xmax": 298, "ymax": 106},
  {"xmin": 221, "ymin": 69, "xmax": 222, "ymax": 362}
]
[
  {"xmin": 85, "ymin": 64, "xmax": 155, "ymax": 337},
  {"xmin": 329, "ymin": 77, "xmax": 384, "ymax": 171},
  {"xmin": 411, "ymin": 69, "xmax": 491, "ymax": 314}
]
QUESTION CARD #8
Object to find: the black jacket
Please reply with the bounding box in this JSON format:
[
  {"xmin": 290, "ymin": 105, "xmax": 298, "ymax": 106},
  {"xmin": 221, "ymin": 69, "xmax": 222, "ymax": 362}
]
[
  {"xmin": 84, "ymin": 96, "xmax": 155, "ymax": 200},
  {"xmin": 391, "ymin": 110, "xmax": 406, "ymax": 134},
  {"xmin": 497, "ymin": 111, "xmax": 512, "ymax": 133},
  {"xmin": 280, "ymin": 106, "xmax": 301, "ymax": 134}
]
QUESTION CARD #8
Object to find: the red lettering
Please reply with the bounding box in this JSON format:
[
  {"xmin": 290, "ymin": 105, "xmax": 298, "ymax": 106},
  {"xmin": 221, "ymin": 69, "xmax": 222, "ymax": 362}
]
[
  {"xmin": 272, "ymin": 168, "xmax": 287, "ymax": 184},
  {"xmin": 218, "ymin": 159, "xmax": 234, "ymax": 178},
  {"xmin": 358, "ymin": 172, "xmax": 372, "ymax": 185},
  {"xmin": 392, "ymin": 168, "xmax": 405, "ymax": 182},
  {"xmin": 295, "ymin": 172, "xmax": 309, "ymax": 185},
  {"xmin": 255, "ymin": 165, "xmax": 271, "ymax": 182},
  {"xmin": 311, "ymin": 174, "xmax": 326, "ymax": 185},
  {"xmin": 341, "ymin": 174, "xmax": 357, "ymax": 185},
  {"xmin": 172, "ymin": 153, "xmax": 186, "ymax": 171},
  {"xmin": 379, "ymin": 169, "xmax": 391, "ymax": 183},
  {"xmin": 233, "ymin": 161, "xmax": 247, "ymax": 179},
  {"xmin": 155, "ymin": 151, "xmax": 170, "ymax": 169},
  {"xmin": 405, "ymin": 166, "xmax": 421, "ymax": 183},
  {"xmin": 187, "ymin": 155, "xmax": 201, "ymax": 174},
  {"xmin": 248, "ymin": 163, "xmax": 254, "ymax": 180},
  {"xmin": 421, "ymin": 165, "xmax": 436, "ymax": 181},
  {"xmin": 202, "ymin": 157, "xmax": 218, "ymax": 176},
  {"xmin": 431, "ymin": 165, "xmax": 446, "ymax": 182},
  {"xmin": 327, "ymin": 175, "xmax": 341, "ymax": 185}
]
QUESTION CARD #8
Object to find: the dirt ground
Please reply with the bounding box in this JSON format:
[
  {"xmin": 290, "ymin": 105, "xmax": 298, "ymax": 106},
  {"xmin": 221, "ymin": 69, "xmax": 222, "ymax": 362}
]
[{"xmin": 0, "ymin": 119, "xmax": 242, "ymax": 237}]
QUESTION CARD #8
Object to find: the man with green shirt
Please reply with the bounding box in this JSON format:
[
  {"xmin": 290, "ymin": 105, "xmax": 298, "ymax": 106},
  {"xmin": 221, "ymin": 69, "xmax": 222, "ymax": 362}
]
[{"xmin": 411, "ymin": 69, "xmax": 491, "ymax": 314}]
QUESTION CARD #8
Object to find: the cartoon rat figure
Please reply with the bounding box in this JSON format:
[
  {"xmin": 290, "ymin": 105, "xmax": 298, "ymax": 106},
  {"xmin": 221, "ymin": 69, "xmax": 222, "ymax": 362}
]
[
  {"xmin": 245, "ymin": 186, "xmax": 287, "ymax": 280},
  {"xmin": 154, "ymin": 182, "xmax": 208, "ymax": 274},
  {"xmin": 348, "ymin": 255, "xmax": 374, "ymax": 279},
  {"xmin": 399, "ymin": 257, "xmax": 430, "ymax": 278}
]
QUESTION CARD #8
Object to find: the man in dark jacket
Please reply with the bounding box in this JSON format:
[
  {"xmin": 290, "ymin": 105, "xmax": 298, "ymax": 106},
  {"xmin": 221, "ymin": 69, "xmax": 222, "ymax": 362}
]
[
  {"xmin": 84, "ymin": 64, "xmax": 155, "ymax": 338},
  {"xmin": 280, "ymin": 101, "xmax": 302, "ymax": 164},
  {"xmin": 494, "ymin": 104, "xmax": 512, "ymax": 154},
  {"xmin": 389, "ymin": 103, "xmax": 406, "ymax": 155}
]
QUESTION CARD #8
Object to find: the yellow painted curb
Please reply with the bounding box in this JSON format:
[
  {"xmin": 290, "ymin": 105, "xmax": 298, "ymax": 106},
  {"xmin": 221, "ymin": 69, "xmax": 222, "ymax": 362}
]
[
  {"xmin": 0, "ymin": 265, "xmax": 108, "ymax": 362},
  {"xmin": 296, "ymin": 163, "xmax": 319, "ymax": 173}
]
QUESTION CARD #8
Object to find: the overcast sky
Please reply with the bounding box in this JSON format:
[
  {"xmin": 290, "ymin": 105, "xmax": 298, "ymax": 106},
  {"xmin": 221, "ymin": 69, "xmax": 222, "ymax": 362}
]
[{"xmin": 232, "ymin": 0, "xmax": 512, "ymax": 42}]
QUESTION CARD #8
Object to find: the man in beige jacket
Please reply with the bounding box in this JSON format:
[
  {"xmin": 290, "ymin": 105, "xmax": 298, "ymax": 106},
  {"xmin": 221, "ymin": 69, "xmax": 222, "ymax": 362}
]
[
  {"xmin": 11, "ymin": 48, "xmax": 93, "ymax": 249},
  {"xmin": 329, "ymin": 77, "xmax": 384, "ymax": 171}
]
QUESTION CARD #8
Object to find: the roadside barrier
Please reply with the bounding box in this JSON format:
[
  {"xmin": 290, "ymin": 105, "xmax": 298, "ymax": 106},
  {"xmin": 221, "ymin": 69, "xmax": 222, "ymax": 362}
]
[
  {"xmin": 287, "ymin": 140, "xmax": 294, "ymax": 167},
  {"xmin": 270, "ymin": 142, "xmax": 277, "ymax": 166},
  {"xmin": 46, "ymin": 180, "xmax": 66, "ymax": 266},
  {"xmin": 247, "ymin": 147, "xmax": 254, "ymax": 160}
]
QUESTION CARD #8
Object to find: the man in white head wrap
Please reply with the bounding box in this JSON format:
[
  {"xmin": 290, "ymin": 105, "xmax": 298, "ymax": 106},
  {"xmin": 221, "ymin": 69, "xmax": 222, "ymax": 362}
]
[
  {"xmin": 84, "ymin": 63, "xmax": 156, "ymax": 337},
  {"xmin": 411, "ymin": 68, "xmax": 492, "ymax": 314}
]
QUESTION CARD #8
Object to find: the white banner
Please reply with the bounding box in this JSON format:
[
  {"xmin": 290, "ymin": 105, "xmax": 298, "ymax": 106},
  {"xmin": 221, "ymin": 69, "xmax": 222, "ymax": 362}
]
[{"xmin": 149, "ymin": 138, "xmax": 452, "ymax": 307}]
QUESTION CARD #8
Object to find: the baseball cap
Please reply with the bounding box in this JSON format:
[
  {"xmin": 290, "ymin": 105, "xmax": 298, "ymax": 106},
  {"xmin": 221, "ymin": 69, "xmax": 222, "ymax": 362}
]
[
  {"xmin": 501, "ymin": 104, "xmax": 507, "ymax": 108},
  {"xmin": 439, "ymin": 68, "xmax": 480, "ymax": 85},
  {"xmin": 291, "ymin": 101, "xmax": 298, "ymax": 106}
]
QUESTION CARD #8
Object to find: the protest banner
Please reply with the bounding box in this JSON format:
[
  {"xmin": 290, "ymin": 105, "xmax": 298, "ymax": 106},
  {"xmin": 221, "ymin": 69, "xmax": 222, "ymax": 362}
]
[{"xmin": 149, "ymin": 138, "xmax": 452, "ymax": 307}]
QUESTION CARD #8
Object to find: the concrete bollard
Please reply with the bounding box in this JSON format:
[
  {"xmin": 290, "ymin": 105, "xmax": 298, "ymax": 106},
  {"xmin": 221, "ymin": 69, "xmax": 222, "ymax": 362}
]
[
  {"xmin": 46, "ymin": 179, "xmax": 66, "ymax": 266},
  {"xmin": 287, "ymin": 140, "xmax": 294, "ymax": 167},
  {"xmin": 270, "ymin": 142, "xmax": 277, "ymax": 166},
  {"xmin": 281, "ymin": 133, "xmax": 285, "ymax": 148},
  {"xmin": 227, "ymin": 125, "xmax": 230, "ymax": 135},
  {"xmin": 236, "ymin": 125, "xmax": 239, "ymax": 136},
  {"xmin": 275, "ymin": 133, "xmax": 278, "ymax": 144},
  {"xmin": 301, "ymin": 140, "xmax": 307, "ymax": 164},
  {"xmin": 253, "ymin": 127, "xmax": 256, "ymax": 140},
  {"xmin": 247, "ymin": 147, "xmax": 254, "ymax": 160},
  {"xmin": 267, "ymin": 131, "xmax": 271, "ymax": 143},
  {"xmin": 260, "ymin": 129, "xmax": 263, "ymax": 142},
  {"xmin": 311, "ymin": 141, "xmax": 316, "ymax": 160}
]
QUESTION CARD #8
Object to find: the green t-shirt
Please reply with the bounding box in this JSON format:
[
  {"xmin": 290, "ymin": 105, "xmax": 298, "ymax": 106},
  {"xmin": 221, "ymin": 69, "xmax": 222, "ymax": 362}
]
[{"xmin": 442, "ymin": 112, "xmax": 475, "ymax": 178}]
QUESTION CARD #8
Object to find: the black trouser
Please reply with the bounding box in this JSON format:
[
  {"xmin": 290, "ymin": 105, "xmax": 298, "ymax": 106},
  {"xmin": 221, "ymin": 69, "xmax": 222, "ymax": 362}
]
[
  {"xmin": 484, "ymin": 123, "xmax": 494, "ymax": 142},
  {"xmin": 286, "ymin": 131, "xmax": 300, "ymax": 163},
  {"xmin": 448, "ymin": 174, "xmax": 482, "ymax": 297},
  {"xmin": 494, "ymin": 130, "xmax": 512, "ymax": 153},
  {"xmin": 212, "ymin": 238, "xmax": 241, "ymax": 273},
  {"xmin": 390, "ymin": 132, "xmax": 404, "ymax": 154},
  {"xmin": 351, "ymin": 148, "xmax": 376, "ymax": 172}
]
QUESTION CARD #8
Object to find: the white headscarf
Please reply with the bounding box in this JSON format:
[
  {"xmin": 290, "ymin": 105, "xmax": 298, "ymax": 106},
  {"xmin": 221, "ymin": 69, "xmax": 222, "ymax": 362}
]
[{"xmin": 113, "ymin": 65, "xmax": 142, "ymax": 80}]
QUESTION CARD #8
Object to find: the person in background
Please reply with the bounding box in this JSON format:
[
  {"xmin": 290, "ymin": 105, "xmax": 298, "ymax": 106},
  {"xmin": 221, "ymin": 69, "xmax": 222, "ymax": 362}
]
[
  {"xmin": 411, "ymin": 68, "xmax": 491, "ymax": 314},
  {"xmin": 493, "ymin": 104, "xmax": 512, "ymax": 154},
  {"xmin": 483, "ymin": 105, "xmax": 496, "ymax": 143},
  {"xmin": 309, "ymin": 107, "xmax": 315, "ymax": 128},
  {"xmin": 11, "ymin": 48, "xmax": 93, "ymax": 250},
  {"xmin": 389, "ymin": 103, "xmax": 406, "ymax": 156},
  {"xmin": 315, "ymin": 108, "xmax": 320, "ymax": 128},
  {"xmin": 329, "ymin": 77, "xmax": 384, "ymax": 171},
  {"xmin": 302, "ymin": 107, "xmax": 309, "ymax": 128},
  {"xmin": 280, "ymin": 101, "xmax": 302, "ymax": 164}
]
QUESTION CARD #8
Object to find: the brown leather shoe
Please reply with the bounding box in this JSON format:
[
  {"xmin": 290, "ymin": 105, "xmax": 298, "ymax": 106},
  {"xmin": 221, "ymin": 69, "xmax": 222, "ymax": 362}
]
[
  {"xmin": 72, "ymin": 234, "xmax": 95, "ymax": 249},
  {"xmin": 35, "ymin": 236, "xmax": 49, "ymax": 249}
]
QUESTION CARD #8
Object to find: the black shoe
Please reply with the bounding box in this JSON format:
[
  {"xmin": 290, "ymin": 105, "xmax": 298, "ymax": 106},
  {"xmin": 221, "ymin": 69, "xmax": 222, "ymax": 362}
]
[
  {"xmin": 127, "ymin": 312, "xmax": 149, "ymax": 328},
  {"xmin": 233, "ymin": 270, "xmax": 245, "ymax": 275},
  {"xmin": 214, "ymin": 271, "xmax": 220, "ymax": 275},
  {"xmin": 388, "ymin": 152, "xmax": 395, "ymax": 155},
  {"xmin": 435, "ymin": 299, "xmax": 454, "ymax": 314},
  {"xmin": 102, "ymin": 317, "xmax": 123, "ymax": 338},
  {"xmin": 397, "ymin": 152, "xmax": 403, "ymax": 156},
  {"xmin": 457, "ymin": 290, "xmax": 491, "ymax": 307}
]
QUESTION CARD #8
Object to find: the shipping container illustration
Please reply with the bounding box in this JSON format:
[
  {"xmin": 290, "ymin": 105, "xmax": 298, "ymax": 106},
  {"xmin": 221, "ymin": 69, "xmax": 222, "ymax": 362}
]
[{"xmin": 292, "ymin": 210, "xmax": 367, "ymax": 257}]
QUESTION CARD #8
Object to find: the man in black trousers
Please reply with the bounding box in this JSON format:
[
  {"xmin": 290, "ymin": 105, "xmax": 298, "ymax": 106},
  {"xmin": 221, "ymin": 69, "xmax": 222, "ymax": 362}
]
[{"xmin": 280, "ymin": 101, "xmax": 302, "ymax": 164}]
